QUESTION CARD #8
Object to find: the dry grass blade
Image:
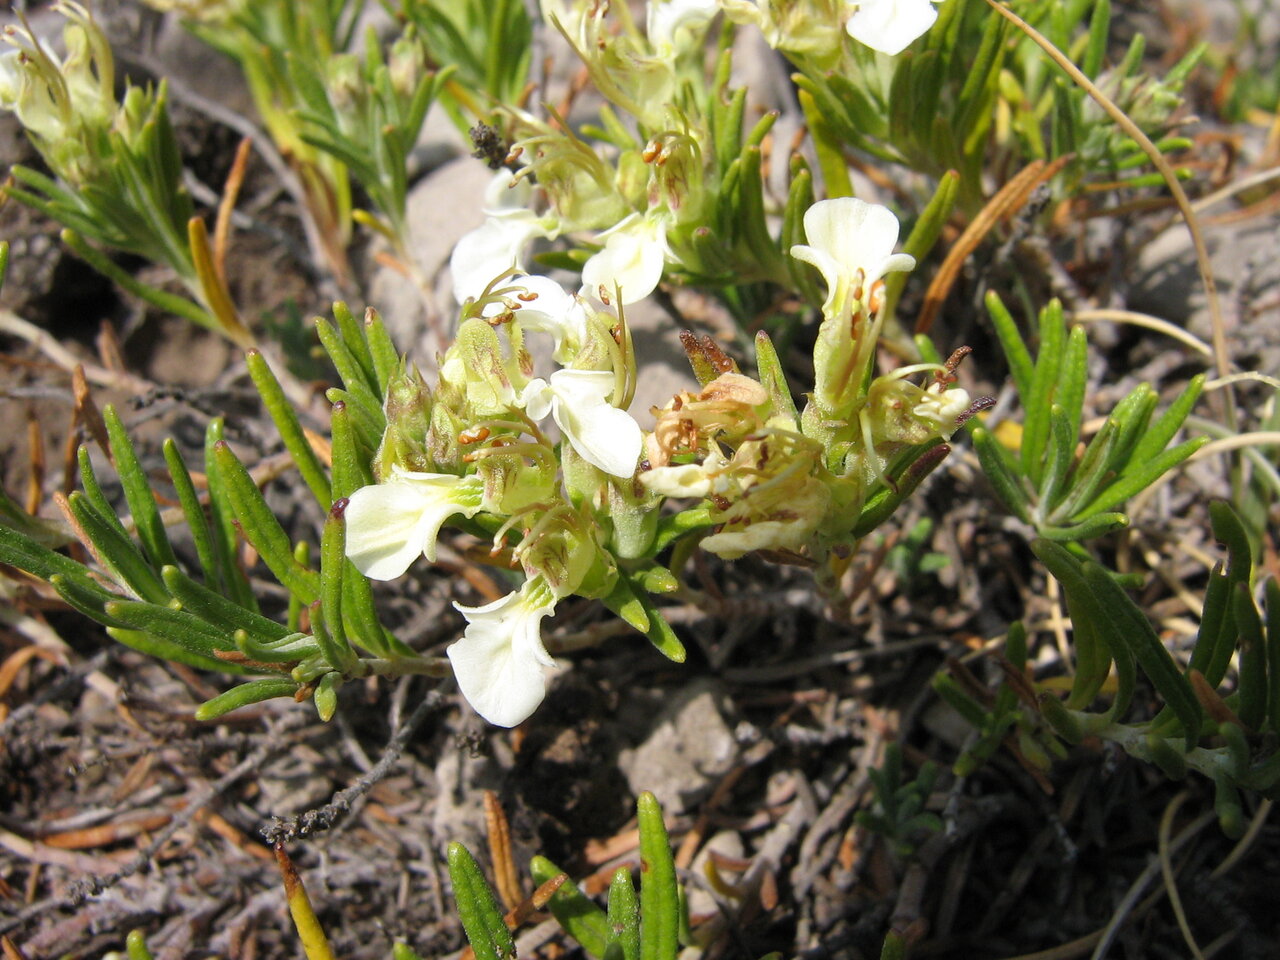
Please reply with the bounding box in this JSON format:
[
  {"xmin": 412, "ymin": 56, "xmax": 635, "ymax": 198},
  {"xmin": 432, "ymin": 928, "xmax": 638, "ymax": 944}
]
[
  {"xmin": 484, "ymin": 790, "xmax": 522, "ymax": 912},
  {"xmin": 1158, "ymin": 792, "xmax": 1206, "ymax": 960},
  {"xmin": 71, "ymin": 366, "xmax": 111, "ymax": 460},
  {"xmin": 24, "ymin": 409, "xmax": 43, "ymax": 515},
  {"xmin": 914, "ymin": 156, "xmax": 1070, "ymax": 335},
  {"xmin": 215, "ymin": 137, "xmax": 254, "ymax": 282}
]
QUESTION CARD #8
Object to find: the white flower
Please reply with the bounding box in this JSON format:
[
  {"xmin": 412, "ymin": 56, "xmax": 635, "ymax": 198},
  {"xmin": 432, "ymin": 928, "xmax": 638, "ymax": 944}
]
[
  {"xmin": 448, "ymin": 584, "xmax": 557, "ymax": 727},
  {"xmin": 451, "ymin": 173, "xmax": 549, "ymax": 304},
  {"xmin": 647, "ymin": 0, "xmax": 719, "ymax": 53},
  {"xmin": 520, "ymin": 369, "xmax": 642, "ymax": 478},
  {"xmin": 789, "ymin": 197, "xmax": 915, "ymax": 319},
  {"xmin": 844, "ymin": 0, "xmax": 944, "ymax": 56},
  {"xmin": 580, "ymin": 213, "xmax": 669, "ymax": 305},
  {"xmin": 343, "ymin": 469, "xmax": 484, "ymax": 580},
  {"xmin": 499, "ymin": 274, "xmax": 589, "ymax": 363}
]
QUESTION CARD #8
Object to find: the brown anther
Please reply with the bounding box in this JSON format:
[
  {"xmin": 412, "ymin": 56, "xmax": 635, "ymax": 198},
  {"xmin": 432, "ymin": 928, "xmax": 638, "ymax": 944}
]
[
  {"xmin": 517, "ymin": 291, "xmax": 539, "ymax": 302},
  {"xmin": 944, "ymin": 345, "xmax": 973, "ymax": 374},
  {"xmin": 459, "ymin": 426, "xmax": 491, "ymax": 445},
  {"xmin": 486, "ymin": 310, "xmax": 514, "ymax": 327},
  {"xmin": 710, "ymin": 494, "xmax": 732, "ymax": 510},
  {"xmin": 851, "ymin": 284, "xmax": 864, "ymax": 303},
  {"xmin": 462, "ymin": 452, "xmax": 479, "ymax": 463},
  {"xmin": 610, "ymin": 324, "xmax": 624, "ymax": 345},
  {"xmin": 642, "ymin": 141, "xmax": 661, "ymax": 163},
  {"xmin": 597, "ymin": 285, "xmax": 612, "ymax": 306},
  {"xmin": 867, "ymin": 280, "xmax": 886, "ymax": 315}
]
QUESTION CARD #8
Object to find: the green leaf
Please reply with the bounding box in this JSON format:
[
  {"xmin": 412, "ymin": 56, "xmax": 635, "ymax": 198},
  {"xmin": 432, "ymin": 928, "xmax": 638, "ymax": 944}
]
[
  {"xmin": 1081, "ymin": 562, "xmax": 1200, "ymax": 748},
  {"xmin": 329, "ymin": 400, "xmax": 373, "ymax": 501},
  {"xmin": 1267, "ymin": 579, "xmax": 1280, "ymax": 734},
  {"xmin": 363, "ymin": 308, "xmax": 400, "ymax": 398},
  {"xmin": 319, "ymin": 504, "xmax": 355, "ymax": 670},
  {"xmin": 213, "ymin": 441, "xmax": 321, "ymax": 603},
  {"xmin": 204, "ymin": 419, "xmax": 256, "ymax": 610},
  {"xmin": 247, "ymin": 349, "xmax": 332, "ymax": 507},
  {"xmin": 1234, "ymin": 582, "xmax": 1266, "ymax": 731},
  {"xmin": 885, "ymin": 170, "xmax": 959, "ymax": 319},
  {"xmin": 1037, "ymin": 512, "xmax": 1128, "ymax": 542},
  {"xmin": 972, "ymin": 428, "xmax": 1032, "ymax": 524},
  {"xmin": 1031, "ymin": 540, "xmax": 1116, "ymax": 710},
  {"xmin": 104, "ymin": 405, "xmax": 179, "ymax": 572},
  {"xmin": 1077, "ymin": 437, "xmax": 1208, "ymax": 520},
  {"xmin": 195, "ymin": 678, "xmax": 299, "ymax": 720},
  {"xmin": 162, "ymin": 439, "xmax": 219, "ymax": 586},
  {"xmin": 160, "ymin": 565, "xmax": 290, "ymax": 644},
  {"xmin": 1022, "ymin": 300, "xmax": 1066, "ymax": 483},
  {"xmin": 754, "ymin": 331, "xmax": 799, "ymax": 426},
  {"xmin": 637, "ymin": 792, "xmax": 678, "ymax": 960},
  {"xmin": 606, "ymin": 867, "xmax": 641, "ymax": 960},
  {"xmin": 986, "ymin": 292, "xmax": 1034, "ymax": 400},
  {"xmin": 851, "ymin": 442, "xmax": 949, "ymax": 538},
  {"xmin": 448, "ymin": 844, "xmax": 516, "ymax": 960},
  {"xmin": 107, "ymin": 626, "xmax": 248, "ymax": 674},
  {"xmin": 530, "ymin": 856, "xmax": 610, "ymax": 958},
  {"xmin": 63, "ymin": 491, "xmax": 168, "ymax": 604},
  {"xmin": 105, "ymin": 597, "xmax": 235, "ymax": 657},
  {"xmin": 1130, "ymin": 374, "xmax": 1205, "ymax": 466}
]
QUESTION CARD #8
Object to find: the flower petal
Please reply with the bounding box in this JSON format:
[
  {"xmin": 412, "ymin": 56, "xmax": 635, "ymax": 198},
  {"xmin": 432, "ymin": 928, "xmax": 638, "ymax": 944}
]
[
  {"xmin": 845, "ymin": 0, "xmax": 940, "ymax": 56},
  {"xmin": 344, "ymin": 471, "xmax": 478, "ymax": 580},
  {"xmin": 448, "ymin": 590, "xmax": 556, "ymax": 727},
  {"xmin": 581, "ymin": 215, "xmax": 668, "ymax": 304},
  {"xmin": 450, "ymin": 215, "xmax": 544, "ymax": 304},
  {"xmin": 547, "ymin": 369, "xmax": 642, "ymax": 478}
]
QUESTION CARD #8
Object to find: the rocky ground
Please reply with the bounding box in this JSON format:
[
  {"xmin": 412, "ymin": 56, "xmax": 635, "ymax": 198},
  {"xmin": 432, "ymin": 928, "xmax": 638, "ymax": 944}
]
[{"xmin": 2, "ymin": 2, "xmax": 1280, "ymax": 959}]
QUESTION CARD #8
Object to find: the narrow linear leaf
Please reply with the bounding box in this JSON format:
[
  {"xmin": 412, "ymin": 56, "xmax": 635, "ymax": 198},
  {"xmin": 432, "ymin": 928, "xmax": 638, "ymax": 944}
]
[
  {"xmin": 1234, "ymin": 582, "xmax": 1266, "ymax": 732},
  {"xmin": 105, "ymin": 598, "xmax": 235, "ymax": 656},
  {"xmin": 448, "ymin": 843, "xmax": 517, "ymax": 960},
  {"xmin": 213, "ymin": 442, "xmax": 321, "ymax": 603},
  {"xmin": 1077, "ymin": 436, "xmax": 1209, "ymax": 520},
  {"xmin": 531, "ymin": 856, "xmax": 610, "ymax": 957},
  {"xmin": 1130, "ymin": 373, "xmax": 1205, "ymax": 465},
  {"xmin": 63, "ymin": 492, "xmax": 168, "ymax": 604},
  {"xmin": 1022, "ymin": 300, "xmax": 1066, "ymax": 483},
  {"xmin": 985, "ymin": 292, "xmax": 1034, "ymax": 409},
  {"xmin": 852, "ymin": 443, "xmax": 949, "ymax": 537},
  {"xmin": 331, "ymin": 301, "xmax": 378, "ymax": 394},
  {"xmin": 247, "ymin": 349, "xmax": 332, "ymax": 508},
  {"xmin": 161, "ymin": 566, "xmax": 290, "ymax": 644},
  {"xmin": 162, "ymin": 440, "xmax": 218, "ymax": 585},
  {"xmin": 607, "ymin": 867, "xmax": 641, "ymax": 960},
  {"xmin": 1081, "ymin": 561, "xmax": 1200, "ymax": 748},
  {"xmin": 1037, "ymin": 512, "xmax": 1128, "ymax": 542},
  {"xmin": 104, "ymin": 405, "xmax": 179, "ymax": 572},
  {"xmin": 316, "ymin": 318, "xmax": 382, "ymax": 418},
  {"xmin": 637, "ymin": 792, "xmax": 678, "ymax": 960},
  {"xmin": 107, "ymin": 626, "xmax": 249, "ymax": 674},
  {"xmin": 1262, "ymin": 578, "xmax": 1280, "ymax": 733},
  {"xmin": 205, "ymin": 419, "xmax": 256, "ymax": 610},
  {"xmin": 195, "ymin": 678, "xmax": 299, "ymax": 720},
  {"xmin": 77, "ymin": 446, "xmax": 130, "ymax": 542},
  {"xmin": 363, "ymin": 308, "xmax": 400, "ymax": 399},
  {"xmin": 319, "ymin": 504, "xmax": 355, "ymax": 670},
  {"xmin": 1031, "ymin": 540, "xmax": 1114, "ymax": 709},
  {"xmin": 1058, "ymin": 325, "xmax": 1088, "ymax": 441},
  {"xmin": 972, "ymin": 428, "xmax": 1032, "ymax": 524}
]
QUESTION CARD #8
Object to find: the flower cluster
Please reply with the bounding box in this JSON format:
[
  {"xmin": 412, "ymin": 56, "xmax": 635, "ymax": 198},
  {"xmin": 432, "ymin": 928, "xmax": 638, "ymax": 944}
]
[
  {"xmin": 344, "ymin": 271, "xmax": 643, "ymax": 726},
  {"xmin": 1, "ymin": 2, "xmax": 117, "ymax": 183},
  {"xmin": 351, "ymin": 197, "xmax": 982, "ymax": 728}
]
